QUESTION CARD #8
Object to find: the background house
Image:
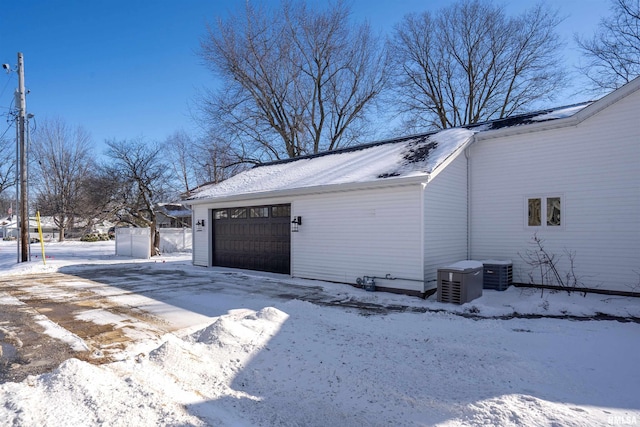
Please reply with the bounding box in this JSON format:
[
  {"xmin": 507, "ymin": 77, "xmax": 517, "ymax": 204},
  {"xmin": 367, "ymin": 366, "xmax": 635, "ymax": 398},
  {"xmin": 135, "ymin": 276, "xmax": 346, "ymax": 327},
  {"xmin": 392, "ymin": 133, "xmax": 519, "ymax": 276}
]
[
  {"xmin": 156, "ymin": 203, "xmax": 192, "ymax": 228},
  {"xmin": 1, "ymin": 216, "xmax": 59, "ymax": 242},
  {"xmin": 189, "ymin": 77, "xmax": 640, "ymax": 296}
]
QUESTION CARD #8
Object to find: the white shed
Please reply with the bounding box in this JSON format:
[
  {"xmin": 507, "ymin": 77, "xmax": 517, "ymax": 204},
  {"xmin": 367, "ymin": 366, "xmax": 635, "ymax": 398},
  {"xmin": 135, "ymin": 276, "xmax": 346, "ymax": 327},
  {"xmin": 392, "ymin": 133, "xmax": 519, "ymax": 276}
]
[{"xmin": 189, "ymin": 77, "xmax": 640, "ymax": 296}]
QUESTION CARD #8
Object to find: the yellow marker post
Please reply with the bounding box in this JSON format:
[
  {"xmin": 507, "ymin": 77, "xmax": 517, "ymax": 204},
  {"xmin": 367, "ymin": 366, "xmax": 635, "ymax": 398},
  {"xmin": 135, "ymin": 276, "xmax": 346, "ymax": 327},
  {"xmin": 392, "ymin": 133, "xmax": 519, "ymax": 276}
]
[{"xmin": 36, "ymin": 211, "xmax": 46, "ymax": 265}]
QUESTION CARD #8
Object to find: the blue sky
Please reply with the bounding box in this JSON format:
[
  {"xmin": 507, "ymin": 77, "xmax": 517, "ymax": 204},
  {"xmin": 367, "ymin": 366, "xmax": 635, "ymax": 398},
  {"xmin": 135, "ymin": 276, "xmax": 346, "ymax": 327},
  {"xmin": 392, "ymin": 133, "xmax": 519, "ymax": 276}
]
[{"xmin": 1, "ymin": 0, "xmax": 611, "ymax": 154}]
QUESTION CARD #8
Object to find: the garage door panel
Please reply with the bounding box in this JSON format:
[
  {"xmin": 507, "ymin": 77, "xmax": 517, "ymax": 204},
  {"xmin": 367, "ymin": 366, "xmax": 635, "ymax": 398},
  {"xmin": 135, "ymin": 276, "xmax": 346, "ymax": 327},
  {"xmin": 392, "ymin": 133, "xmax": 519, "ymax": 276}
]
[{"xmin": 213, "ymin": 204, "xmax": 291, "ymax": 274}]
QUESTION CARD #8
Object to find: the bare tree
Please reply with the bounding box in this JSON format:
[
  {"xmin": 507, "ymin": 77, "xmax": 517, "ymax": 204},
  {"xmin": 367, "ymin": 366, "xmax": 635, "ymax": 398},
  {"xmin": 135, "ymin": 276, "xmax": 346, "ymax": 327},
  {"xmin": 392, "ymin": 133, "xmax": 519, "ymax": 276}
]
[
  {"xmin": 105, "ymin": 138, "xmax": 171, "ymax": 256},
  {"xmin": 391, "ymin": 0, "xmax": 566, "ymax": 131},
  {"xmin": 31, "ymin": 118, "xmax": 95, "ymax": 241},
  {"xmin": 0, "ymin": 135, "xmax": 15, "ymax": 199},
  {"xmin": 163, "ymin": 130, "xmax": 198, "ymax": 197},
  {"xmin": 163, "ymin": 130, "xmax": 246, "ymax": 197},
  {"xmin": 518, "ymin": 233, "xmax": 588, "ymax": 297},
  {"xmin": 199, "ymin": 0, "xmax": 390, "ymax": 162},
  {"xmin": 0, "ymin": 134, "xmax": 16, "ymax": 221},
  {"xmin": 75, "ymin": 169, "xmax": 123, "ymax": 232},
  {"xmin": 191, "ymin": 132, "xmax": 247, "ymax": 188},
  {"xmin": 576, "ymin": 0, "xmax": 640, "ymax": 92}
]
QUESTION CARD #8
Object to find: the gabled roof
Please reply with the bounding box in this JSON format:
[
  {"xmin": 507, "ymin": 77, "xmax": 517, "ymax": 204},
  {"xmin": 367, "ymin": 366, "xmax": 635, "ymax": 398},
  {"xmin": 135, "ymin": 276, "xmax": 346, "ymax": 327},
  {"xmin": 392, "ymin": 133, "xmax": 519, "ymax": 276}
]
[
  {"xmin": 477, "ymin": 76, "xmax": 640, "ymax": 139},
  {"xmin": 1, "ymin": 217, "xmax": 59, "ymax": 229},
  {"xmin": 189, "ymin": 76, "xmax": 640, "ymax": 203},
  {"xmin": 157, "ymin": 203, "xmax": 192, "ymax": 217},
  {"xmin": 189, "ymin": 128, "xmax": 475, "ymax": 201},
  {"xmin": 481, "ymin": 103, "xmax": 591, "ymax": 131}
]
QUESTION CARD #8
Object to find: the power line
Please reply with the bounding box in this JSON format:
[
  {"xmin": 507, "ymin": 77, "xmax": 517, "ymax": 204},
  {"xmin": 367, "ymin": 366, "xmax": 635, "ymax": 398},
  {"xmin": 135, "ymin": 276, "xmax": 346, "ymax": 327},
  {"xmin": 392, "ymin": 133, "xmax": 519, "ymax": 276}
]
[
  {"xmin": 0, "ymin": 73, "xmax": 17, "ymax": 162},
  {"xmin": 0, "ymin": 98, "xmax": 16, "ymax": 113},
  {"xmin": 0, "ymin": 73, "xmax": 16, "ymax": 102},
  {"xmin": 1, "ymin": 95, "xmax": 16, "ymax": 116},
  {"xmin": 0, "ymin": 121, "xmax": 13, "ymax": 141}
]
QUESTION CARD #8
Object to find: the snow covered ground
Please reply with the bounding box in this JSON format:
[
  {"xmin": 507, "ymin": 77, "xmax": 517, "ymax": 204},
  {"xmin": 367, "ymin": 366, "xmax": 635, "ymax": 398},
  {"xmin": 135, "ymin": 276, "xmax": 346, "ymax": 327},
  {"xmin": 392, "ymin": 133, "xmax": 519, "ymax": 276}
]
[{"xmin": 0, "ymin": 240, "xmax": 639, "ymax": 426}]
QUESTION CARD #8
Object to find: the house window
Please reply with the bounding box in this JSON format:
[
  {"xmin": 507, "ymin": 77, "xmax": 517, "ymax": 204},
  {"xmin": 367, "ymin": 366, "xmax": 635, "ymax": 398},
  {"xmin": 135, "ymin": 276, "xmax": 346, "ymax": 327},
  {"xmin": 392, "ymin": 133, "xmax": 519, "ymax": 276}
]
[
  {"xmin": 528, "ymin": 198, "xmax": 542, "ymax": 226},
  {"xmin": 231, "ymin": 208, "xmax": 247, "ymax": 219},
  {"xmin": 271, "ymin": 205, "xmax": 291, "ymax": 218},
  {"xmin": 527, "ymin": 196, "xmax": 562, "ymax": 228},
  {"xmin": 250, "ymin": 207, "xmax": 269, "ymax": 218},
  {"xmin": 546, "ymin": 197, "xmax": 561, "ymax": 226},
  {"xmin": 215, "ymin": 210, "xmax": 228, "ymax": 220}
]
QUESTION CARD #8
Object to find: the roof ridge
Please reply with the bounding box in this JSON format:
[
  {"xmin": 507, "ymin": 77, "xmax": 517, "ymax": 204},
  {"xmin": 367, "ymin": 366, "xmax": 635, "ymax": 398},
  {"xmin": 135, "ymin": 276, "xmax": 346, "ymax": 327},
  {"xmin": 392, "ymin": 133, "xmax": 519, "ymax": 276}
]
[
  {"xmin": 477, "ymin": 101, "xmax": 593, "ymax": 130},
  {"xmin": 254, "ymin": 101, "xmax": 592, "ymax": 169},
  {"xmin": 253, "ymin": 131, "xmax": 438, "ymax": 168}
]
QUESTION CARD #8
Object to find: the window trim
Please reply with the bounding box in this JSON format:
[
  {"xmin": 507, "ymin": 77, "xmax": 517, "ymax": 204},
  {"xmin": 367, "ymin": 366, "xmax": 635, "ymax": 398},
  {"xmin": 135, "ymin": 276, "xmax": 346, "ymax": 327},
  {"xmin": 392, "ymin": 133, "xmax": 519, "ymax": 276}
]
[
  {"xmin": 271, "ymin": 205, "xmax": 291, "ymax": 218},
  {"xmin": 214, "ymin": 204, "xmax": 292, "ymax": 220},
  {"xmin": 527, "ymin": 197, "xmax": 542, "ymax": 227},
  {"xmin": 230, "ymin": 208, "xmax": 247, "ymax": 219},
  {"xmin": 525, "ymin": 194, "xmax": 564, "ymax": 230},
  {"xmin": 214, "ymin": 209, "xmax": 228, "ymax": 220},
  {"xmin": 249, "ymin": 207, "xmax": 270, "ymax": 218}
]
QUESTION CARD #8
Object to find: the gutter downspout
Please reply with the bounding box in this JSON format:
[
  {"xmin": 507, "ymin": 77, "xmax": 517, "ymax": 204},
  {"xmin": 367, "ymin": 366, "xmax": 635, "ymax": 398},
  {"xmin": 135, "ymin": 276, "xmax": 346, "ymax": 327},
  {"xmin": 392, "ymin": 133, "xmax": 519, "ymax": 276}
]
[
  {"xmin": 421, "ymin": 179, "xmax": 429, "ymax": 293},
  {"xmin": 464, "ymin": 135, "xmax": 477, "ymax": 260}
]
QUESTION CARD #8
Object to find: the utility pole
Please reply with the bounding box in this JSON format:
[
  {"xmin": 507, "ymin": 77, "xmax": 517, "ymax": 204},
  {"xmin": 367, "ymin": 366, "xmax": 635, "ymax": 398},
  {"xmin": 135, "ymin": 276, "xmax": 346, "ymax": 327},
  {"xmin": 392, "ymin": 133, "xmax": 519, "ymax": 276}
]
[
  {"xmin": 17, "ymin": 52, "xmax": 28, "ymax": 262},
  {"xmin": 14, "ymin": 97, "xmax": 20, "ymax": 263}
]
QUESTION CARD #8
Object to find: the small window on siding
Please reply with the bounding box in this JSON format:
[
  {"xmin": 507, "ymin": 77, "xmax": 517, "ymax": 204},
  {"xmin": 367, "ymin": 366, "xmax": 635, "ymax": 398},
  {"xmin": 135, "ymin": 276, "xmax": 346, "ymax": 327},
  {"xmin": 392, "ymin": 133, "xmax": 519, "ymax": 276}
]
[
  {"xmin": 547, "ymin": 197, "xmax": 561, "ymax": 226},
  {"xmin": 250, "ymin": 207, "xmax": 269, "ymax": 218},
  {"xmin": 527, "ymin": 196, "xmax": 562, "ymax": 228},
  {"xmin": 231, "ymin": 208, "xmax": 247, "ymax": 219},
  {"xmin": 528, "ymin": 198, "xmax": 541, "ymax": 226},
  {"xmin": 215, "ymin": 210, "xmax": 228, "ymax": 220},
  {"xmin": 272, "ymin": 205, "xmax": 291, "ymax": 218}
]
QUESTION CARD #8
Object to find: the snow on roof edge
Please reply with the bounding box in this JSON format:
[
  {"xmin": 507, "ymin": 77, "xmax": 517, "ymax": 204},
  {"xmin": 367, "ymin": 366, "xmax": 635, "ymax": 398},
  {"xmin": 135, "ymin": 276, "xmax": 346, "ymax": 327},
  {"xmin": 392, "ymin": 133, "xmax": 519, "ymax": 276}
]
[
  {"xmin": 189, "ymin": 128, "xmax": 475, "ymax": 201},
  {"xmin": 253, "ymin": 130, "xmax": 440, "ymax": 169},
  {"xmin": 189, "ymin": 96, "xmax": 609, "ymax": 202}
]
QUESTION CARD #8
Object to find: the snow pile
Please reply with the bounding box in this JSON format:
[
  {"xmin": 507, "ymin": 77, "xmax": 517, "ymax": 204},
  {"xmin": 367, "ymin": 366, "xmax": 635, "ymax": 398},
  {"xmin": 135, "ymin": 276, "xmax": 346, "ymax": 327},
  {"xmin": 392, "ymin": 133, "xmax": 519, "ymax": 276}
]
[
  {"xmin": 194, "ymin": 307, "xmax": 288, "ymax": 348},
  {"xmin": 0, "ymin": 357, "xmax": 201, "ymax": 426},
  {"xmin": 432, "ymin": 285, "xmax": 640, "ymax": 319},
  {"xmin": 0, "ymin": 241, "xmax": 639, "ymax": 426},
  {"xmin": 2, "ymin": 301, "xmax": 638, "ymax": 426}
]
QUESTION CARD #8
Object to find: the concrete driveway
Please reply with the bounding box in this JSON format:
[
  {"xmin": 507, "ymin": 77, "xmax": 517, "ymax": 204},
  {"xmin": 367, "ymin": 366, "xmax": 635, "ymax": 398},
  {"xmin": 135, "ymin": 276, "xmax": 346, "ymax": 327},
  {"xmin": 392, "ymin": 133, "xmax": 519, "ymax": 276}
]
[
  {"xmin": 0, "ymin": 270, "xmax": 176, "ymax": 382},
  {"xmin": 0, "ymin": 261, "xmax": 407, "ymax": 383}
]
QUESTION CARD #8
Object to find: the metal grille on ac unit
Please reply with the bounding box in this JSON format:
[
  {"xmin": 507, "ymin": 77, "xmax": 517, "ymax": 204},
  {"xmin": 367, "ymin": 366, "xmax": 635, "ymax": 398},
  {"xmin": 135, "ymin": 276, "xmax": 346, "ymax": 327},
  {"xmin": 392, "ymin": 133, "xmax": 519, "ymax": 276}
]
[{"xmin": 482, "ymin": 260, "xmax": 513, "ymax": 291}]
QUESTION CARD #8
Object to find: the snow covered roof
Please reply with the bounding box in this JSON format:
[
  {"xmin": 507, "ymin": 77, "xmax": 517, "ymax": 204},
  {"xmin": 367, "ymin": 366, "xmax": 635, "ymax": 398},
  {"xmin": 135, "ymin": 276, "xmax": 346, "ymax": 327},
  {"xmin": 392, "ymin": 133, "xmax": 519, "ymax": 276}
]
[
  {"xmin": 478, "ymin": 102, "xmax": 592, "ymax": 131},
  {"xmin": 1, "ymin": 218, "xmax": 58, "ymax": 229},
  {"xmin": 157, "ymin": 203, "xmax": 191, "ymax": 217},
  {"xmin": 190, "ymin": 128, "xmax": 475, "ymax": 201},
  {"xmin": 189, "ymin": 101, "xmax": 595, "ymax": 202}
]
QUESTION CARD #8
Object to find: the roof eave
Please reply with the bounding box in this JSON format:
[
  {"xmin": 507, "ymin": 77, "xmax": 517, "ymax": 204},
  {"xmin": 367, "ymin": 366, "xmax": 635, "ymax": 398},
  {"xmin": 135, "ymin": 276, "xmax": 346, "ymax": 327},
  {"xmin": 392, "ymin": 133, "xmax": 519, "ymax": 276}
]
[
  {"xmin": 474, "ymin": 115, "xmax": 581, "ymax": 141},
  {"xmin": 187, "ymin": 173, "xmax": 431, "ymax": 206},
  {"xmin": 573, "ymin": 75, "xmax": 640, "ymax": 122},
  {"xmin": 476, "ymin": 76, "xmax": 640, "ymax": 141}
]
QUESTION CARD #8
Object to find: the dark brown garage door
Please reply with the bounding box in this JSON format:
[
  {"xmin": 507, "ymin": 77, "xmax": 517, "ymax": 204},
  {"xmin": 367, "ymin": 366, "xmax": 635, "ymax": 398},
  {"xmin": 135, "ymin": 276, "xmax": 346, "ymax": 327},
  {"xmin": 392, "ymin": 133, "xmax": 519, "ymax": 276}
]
[{"xmin": 212, "ymin": 204, "xmax": 291, "ymax": 274}]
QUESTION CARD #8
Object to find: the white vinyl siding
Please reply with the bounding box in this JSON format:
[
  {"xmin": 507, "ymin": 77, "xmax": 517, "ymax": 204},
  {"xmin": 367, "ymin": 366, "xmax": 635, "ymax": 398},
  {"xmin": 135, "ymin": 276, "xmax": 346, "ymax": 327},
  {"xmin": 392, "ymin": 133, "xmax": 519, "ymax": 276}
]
[
  {"xmin": 423, "ymin": 153, "xmax": 469, "ymax": 290},
  {"xmin": 469, "ymin": 89, "xmax": 640, "ymax": 291},
  {"xmin": 291, "ymin": 185, "xmax": 425, "ymax": 293},
  {"xmin": 192, "ymin": 205, "xmax": 210, "ymax": 266}
]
